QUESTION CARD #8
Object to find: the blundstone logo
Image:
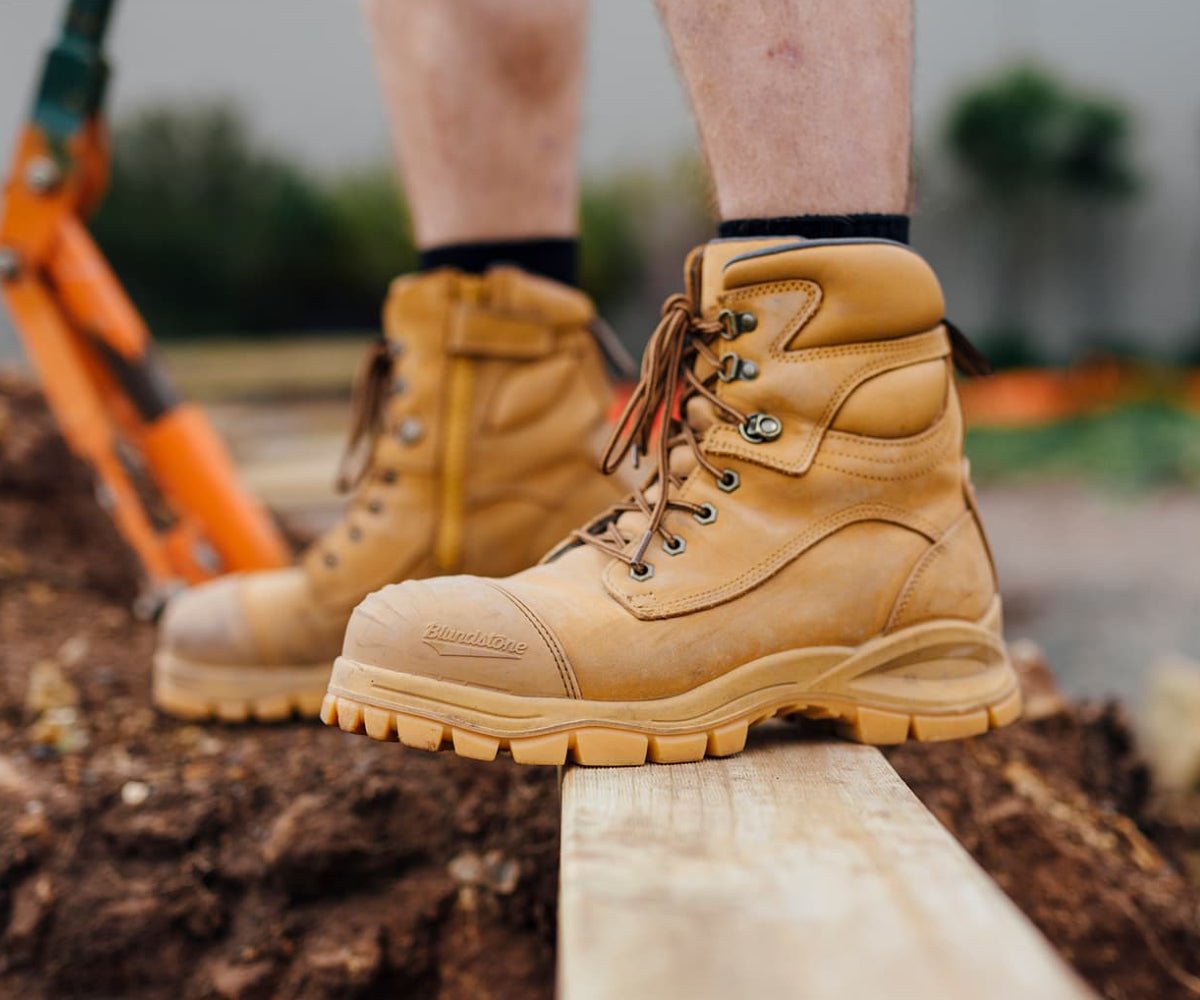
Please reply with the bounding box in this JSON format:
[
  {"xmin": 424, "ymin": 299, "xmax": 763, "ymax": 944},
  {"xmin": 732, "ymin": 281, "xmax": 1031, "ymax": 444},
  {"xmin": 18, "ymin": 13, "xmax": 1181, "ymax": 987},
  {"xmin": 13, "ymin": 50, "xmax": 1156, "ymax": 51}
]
[{"xmin": 422, "ymin": 623, "xmax": 528, "ymax": 659}]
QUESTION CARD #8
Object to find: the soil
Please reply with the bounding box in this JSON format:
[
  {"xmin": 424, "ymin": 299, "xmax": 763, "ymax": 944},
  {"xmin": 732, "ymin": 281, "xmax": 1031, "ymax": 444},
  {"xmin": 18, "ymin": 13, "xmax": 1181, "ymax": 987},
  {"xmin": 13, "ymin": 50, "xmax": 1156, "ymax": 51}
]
[{"xmin": 2, "ymin": 373, "xmax": 1199, "ymax": 999}]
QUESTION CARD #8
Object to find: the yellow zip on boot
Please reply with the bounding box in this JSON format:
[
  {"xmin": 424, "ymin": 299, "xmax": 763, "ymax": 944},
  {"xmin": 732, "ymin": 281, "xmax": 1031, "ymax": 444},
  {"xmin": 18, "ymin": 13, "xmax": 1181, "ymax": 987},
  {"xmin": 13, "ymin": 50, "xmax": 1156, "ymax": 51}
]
[
  {"xmin": 153, "ymin": 266, "xmax": 627, "ymax": 721},
  {"xmin": 323, "ymin": 239, "xmax": 1022, "ymax": 764}
]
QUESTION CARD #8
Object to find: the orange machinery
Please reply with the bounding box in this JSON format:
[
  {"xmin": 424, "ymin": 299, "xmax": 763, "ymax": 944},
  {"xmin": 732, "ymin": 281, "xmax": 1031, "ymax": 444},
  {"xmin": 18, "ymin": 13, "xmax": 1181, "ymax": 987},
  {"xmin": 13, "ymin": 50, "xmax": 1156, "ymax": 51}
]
[{"xmin": 0, "ymin": 0, "xmax": 289, "ymax": 609}]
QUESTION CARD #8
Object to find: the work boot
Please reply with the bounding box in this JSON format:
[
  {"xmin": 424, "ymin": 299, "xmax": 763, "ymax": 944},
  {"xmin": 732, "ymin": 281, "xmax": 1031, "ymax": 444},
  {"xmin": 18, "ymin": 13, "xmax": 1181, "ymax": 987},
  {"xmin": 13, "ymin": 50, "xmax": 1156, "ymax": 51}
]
[
  {"xmin": 323, "ymin": 238, "xmax": 1022, "ymax": 765},
  {"xmin": 154, "ymin": 266, "xmax": 628, "ymax": 720}
]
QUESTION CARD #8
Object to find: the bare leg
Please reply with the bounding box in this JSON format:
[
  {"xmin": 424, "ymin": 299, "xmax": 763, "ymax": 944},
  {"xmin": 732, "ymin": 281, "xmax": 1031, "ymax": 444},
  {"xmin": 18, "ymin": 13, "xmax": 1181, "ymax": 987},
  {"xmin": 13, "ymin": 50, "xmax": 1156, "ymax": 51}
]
[
  {"xmin": 656, "ymin": 0, "xmax": 912, "ymax": 219},
  {"xmin": 364, "ymin": 0, "xmax": 586, "ymax": 248}
]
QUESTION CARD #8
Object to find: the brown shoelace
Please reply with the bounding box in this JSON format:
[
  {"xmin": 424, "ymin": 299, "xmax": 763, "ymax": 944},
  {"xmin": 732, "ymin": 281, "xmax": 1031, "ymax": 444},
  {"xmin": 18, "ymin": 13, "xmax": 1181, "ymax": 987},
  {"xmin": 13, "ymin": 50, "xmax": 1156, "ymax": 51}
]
[
  {"xmin": 573, "ymin": 295, "xmax": 991, "ymax": 576},
  {"xmin": 336, "ymin": 336, "xmax": 398, "ymax": 493},
  {"xmin": 573, "ymin": 292, "xmax": 753, "ymax": 575}
]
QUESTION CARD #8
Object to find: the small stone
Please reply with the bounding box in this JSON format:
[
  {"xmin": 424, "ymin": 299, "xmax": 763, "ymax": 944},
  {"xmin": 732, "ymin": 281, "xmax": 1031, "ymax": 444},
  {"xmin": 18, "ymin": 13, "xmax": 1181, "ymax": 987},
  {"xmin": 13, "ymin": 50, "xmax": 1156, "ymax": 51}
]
[
  {"xmin": 120, "ymin": 780, "xmax": 151, "ymax": 806},
  {"xmin": 29, "ymin": 706, "xmax": 89, "ymax": 755},
  {"xmin": 25, "ymin": 659, "xmax": 80, "ymax": 716},
  {"xmin": 57, "ymin": 635, "xmax": 89, "ymax": 668},
  {"xmin": 482, "ymin": 849, "xmax": 520, "ymax": 895},
  {"xmin": 448, "ymin": 849, "xmax": 519, "ymax": 895}
]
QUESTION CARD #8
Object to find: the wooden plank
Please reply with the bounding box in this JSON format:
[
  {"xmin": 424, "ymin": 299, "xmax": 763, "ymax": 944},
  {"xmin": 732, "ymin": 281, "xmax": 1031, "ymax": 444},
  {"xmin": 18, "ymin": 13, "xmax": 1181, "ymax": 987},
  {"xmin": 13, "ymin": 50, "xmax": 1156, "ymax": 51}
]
[{"xmin": 559, "ymin": 730, "xmax": 1094, "ymax": 1000}]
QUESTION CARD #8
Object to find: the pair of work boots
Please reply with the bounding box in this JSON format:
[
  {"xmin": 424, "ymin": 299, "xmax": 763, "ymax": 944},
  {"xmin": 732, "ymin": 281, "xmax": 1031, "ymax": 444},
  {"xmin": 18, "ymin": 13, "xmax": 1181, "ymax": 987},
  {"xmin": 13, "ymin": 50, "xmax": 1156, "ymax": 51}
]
[{"xmin": 155, "ymin": 237, "xmax": 1021, "ymax": 766}]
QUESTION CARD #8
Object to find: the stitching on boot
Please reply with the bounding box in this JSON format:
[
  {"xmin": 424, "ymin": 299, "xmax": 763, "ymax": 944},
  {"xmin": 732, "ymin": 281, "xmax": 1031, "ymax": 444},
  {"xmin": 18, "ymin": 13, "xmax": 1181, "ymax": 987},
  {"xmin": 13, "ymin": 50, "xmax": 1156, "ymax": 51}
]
[
  {"xmin": 716, "ymin": 280, "xmax": 821, "ymax": 355},
  {"xmin": 703, "ymin": 327, "xmax": 950, "ymax": 476},
  {"xmin": 485, "ymin": 581, "xmax": 580, "ymax": 699},
  {"xmin": 606, "ymin": 502, "xmax": 940, "ymax": 619},
  {"xmin": 885, "ymin": 509, "xmax": 973, "ymax": 632}
]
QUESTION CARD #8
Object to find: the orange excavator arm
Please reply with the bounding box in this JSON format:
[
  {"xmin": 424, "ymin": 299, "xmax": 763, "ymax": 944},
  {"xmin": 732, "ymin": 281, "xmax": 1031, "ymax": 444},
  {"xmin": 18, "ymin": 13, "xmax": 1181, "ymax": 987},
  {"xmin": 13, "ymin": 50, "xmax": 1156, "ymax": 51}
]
[{"xmin": 0, "ymin": 0, "xmax": 289, "ymax": 608}]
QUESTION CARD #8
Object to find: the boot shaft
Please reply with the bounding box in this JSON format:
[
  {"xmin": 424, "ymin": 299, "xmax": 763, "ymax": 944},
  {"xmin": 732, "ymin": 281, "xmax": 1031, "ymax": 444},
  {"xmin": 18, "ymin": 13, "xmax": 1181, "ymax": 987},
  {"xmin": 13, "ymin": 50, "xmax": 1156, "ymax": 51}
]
[
  {"xmin": 592, "ymin": 238, "xmax": 997, "ymax": 625},
  {"xmin": 305, "ymin": 266, "xmax": 619, "ymax": 606}
]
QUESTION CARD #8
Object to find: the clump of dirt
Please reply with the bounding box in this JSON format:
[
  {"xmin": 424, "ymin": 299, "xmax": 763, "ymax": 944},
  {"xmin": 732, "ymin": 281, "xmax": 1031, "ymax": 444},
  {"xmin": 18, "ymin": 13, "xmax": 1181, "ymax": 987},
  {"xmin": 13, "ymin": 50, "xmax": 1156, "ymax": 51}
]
[
  {"xmin": 0, "ymin": 374, "xmax": 559, "ymax": 999},
  {"xmin": 2, "ymin": 374, "xmax": 1199, "ymax": 999},
  {"xmin": 889, "ymin": 696, "xmax": 1200, "ymax": 999}
]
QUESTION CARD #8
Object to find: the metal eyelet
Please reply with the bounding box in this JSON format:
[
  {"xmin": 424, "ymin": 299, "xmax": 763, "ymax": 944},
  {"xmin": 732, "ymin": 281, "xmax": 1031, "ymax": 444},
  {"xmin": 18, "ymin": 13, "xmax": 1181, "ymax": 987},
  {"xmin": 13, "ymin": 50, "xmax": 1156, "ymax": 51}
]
[
  {"xmin": 739, "ymin": 412, "xmax": 782, "ymax": 444},
  {"xmin": 396, "ymin": 417, "xmax": 424, "ymax": 444},
  {"xmin": 387, "ymin": 340, "xmax": 405, "ymax": 359},
  {"xmin": 718, "ymin": 352, "xmax": 759, "ymax": 383},
  {"xmin": 391, "ymin": 377, "xmax": 407, "ymax": 396},
  {"xmin": 693, "ymin": 502, "xmax": 718, "ymax": 525},
  {"xmin": 367, "ymin": 499, "xmax": 383, "ymax": 515},
  {"xmin": 629, "ymin": 561, "xmax": 655, "ymax": 582},
  {"xmin": 380, "ymin": 468, "xmax": 398, "ymax": 485},
  {"xmin": 717, "ymin": 309, "xmax": 758, "ymax": 340},
  {"xmin": 323, "ymin": 552, "xmax": 338, "ymax": 568},
  {"xmin": 348, "ymin": 526, "xmax": 363, "ymax": 542},
  {"xmin": 717, "ymin": 469, "xmax": 740, "ymax": 493},
  {"xmin": 662, "ymin": 534, "xmax": 687, "ymax": 556}
]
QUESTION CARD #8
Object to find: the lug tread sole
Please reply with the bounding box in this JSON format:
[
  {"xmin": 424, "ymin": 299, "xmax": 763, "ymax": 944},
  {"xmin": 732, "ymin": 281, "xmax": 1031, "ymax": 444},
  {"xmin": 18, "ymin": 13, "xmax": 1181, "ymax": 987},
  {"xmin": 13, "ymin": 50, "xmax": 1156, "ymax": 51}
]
[
  {"xmin": 154, "ymin": 684, "xmax": 326, "ymax": 724},
  {"xmin": 318, "ymin": 686, "xmax": 1023, "ymax": 767}
]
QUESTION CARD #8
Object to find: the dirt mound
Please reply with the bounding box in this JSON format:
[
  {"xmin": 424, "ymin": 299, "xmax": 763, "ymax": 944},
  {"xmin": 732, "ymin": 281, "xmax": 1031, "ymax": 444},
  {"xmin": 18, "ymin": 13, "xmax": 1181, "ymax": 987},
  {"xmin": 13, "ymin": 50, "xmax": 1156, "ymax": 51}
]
[
  {"xmin": 0, "ymin": 374, "xmax": 558, "ymax": 998},
  {"xmin": 0, "ymin": 372, "xmax": 140, "ymax": 602},
  {"xmin": 1, "ymin": 374, "xmax": 1198, "ymax": 998},
  {"xmin": 891, "ymin": 704, "xmax": 1200, "ymax": 999}
]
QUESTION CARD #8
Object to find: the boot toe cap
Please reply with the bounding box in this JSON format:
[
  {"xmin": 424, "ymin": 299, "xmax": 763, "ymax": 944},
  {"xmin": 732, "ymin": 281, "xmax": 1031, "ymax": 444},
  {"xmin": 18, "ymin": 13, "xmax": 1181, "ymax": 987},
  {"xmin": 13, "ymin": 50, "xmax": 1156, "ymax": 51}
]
[
  {"xmin": 159, "ymin": 575, "xmax": 257, "ymax": 666},
  {"xmin": 343, "ymin": 577, "xmax": 576, "ymax": 699}
]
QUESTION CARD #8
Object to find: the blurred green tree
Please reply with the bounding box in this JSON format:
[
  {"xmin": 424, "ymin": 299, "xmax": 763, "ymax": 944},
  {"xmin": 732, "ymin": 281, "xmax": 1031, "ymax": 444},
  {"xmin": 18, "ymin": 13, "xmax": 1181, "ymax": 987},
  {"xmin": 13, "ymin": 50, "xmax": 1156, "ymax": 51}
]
[
  {"xmin": 91, "ymin": 103, "xmax": 358, "ymax": 334},
  {"xmin": 324, "ymin": 166, "xmax": 417, "ymax": 324},
  {"xmin": 946, "ymin": 65, "xmax": 1140, "ymax": 358},
  {"xmin": 89, "ymin": 103, "xmax": 650, "ymax": 338}
]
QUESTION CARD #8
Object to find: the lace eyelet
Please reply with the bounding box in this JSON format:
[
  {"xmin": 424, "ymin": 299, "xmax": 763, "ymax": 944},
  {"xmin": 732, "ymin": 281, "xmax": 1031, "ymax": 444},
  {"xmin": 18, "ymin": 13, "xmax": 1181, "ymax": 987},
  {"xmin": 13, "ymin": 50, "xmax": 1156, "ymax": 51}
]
[
  {"xmin": 662, "ymin": 534, "xmax": 686, "ymax": 556},
  {"xmin": 396, "ymin": 417, "xmax": 424, "ymax": 445},
  {"xmin": 348, "ymin": 526, "xmax": 363, "ymax": 542},
  {"xmin": 367, "ymin": 499, "xmax": 383, "ymax": 515},
  {"xmin": 693, "ymin": 502, "xmax": 718, "ymax": 525},
  {"xmin": 387, "ymin": 340, "xmax": 405, "ymax": 359},
  {"xmin": 739, "ymin": 412, "xmax": 782, "ymax": 444},
  {"xmin": 718, "ymin": 352, "xmax": 758, "ymax": 383},
  {"xmin": 391, "ymin": 377, "xmax": 407, "ymax": 396},
  {"xmin": 323, "ymin": 552, "xmax": 338, "ymax": 568},
  {"xmin": 380, "ymin": 469, "xmax": 398, "ymax": 485},
  {"xmin": 717, "ymin": 469, "xmax": 740, "ymax": 493},
  {"xmin": 629, "ymin": 561, "xmax": 654, "ymax": 582},
  {"xmin": 717, "ymin": 309, "xmax": 758, "ymax": 340}
]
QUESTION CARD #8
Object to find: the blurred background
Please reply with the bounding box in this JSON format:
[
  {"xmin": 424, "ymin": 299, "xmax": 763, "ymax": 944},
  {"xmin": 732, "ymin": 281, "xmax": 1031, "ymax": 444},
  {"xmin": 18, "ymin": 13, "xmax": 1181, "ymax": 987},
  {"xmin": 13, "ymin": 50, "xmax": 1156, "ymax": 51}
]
[{"xmin": 1, "ymin": 0, "xmax": 1198, "ymax": 704}]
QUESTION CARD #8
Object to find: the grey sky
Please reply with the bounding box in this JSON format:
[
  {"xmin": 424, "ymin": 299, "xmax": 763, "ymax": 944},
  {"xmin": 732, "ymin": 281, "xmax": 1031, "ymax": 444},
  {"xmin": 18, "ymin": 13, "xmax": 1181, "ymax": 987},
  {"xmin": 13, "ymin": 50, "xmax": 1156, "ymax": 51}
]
[{"xmin": 2, "ymin": 1, "xmax": 1199, "ymax": 354}]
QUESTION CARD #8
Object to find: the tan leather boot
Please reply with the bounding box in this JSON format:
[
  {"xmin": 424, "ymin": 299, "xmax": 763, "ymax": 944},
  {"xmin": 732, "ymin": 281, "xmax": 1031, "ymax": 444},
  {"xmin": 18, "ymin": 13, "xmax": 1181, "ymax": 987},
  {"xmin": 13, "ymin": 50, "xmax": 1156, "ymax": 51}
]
[
  {"xmin": 322, "ymin": 239, "xmax": 1022, "ymax": 764},
  {"xmin": 154, "ymin": 266, "xmax": 627, "ymax": 720}
]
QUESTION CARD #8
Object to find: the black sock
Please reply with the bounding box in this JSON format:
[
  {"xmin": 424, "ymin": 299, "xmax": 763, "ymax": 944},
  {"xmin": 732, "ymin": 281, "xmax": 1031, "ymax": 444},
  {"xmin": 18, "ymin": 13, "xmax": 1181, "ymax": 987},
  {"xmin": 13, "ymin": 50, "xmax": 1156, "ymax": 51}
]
[
  {"xmin": 717, "ymin": 214, "xmax": 909, "ymax": 244},
  {"xmin": 418, "ymin": 237, "xmax": 579, "ymax": 287}
]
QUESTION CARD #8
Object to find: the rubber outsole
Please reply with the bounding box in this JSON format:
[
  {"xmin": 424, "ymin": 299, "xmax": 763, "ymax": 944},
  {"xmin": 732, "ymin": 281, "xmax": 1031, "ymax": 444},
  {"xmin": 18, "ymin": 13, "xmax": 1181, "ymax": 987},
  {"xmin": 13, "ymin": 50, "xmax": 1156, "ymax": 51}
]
[
  {"xmin": 155, "ymin": 686, "xmax": 327, "ymax": 723},
  {"xmin": 152, "ymin": 652, "xmax": 329, "ymax": 723},
  {"xmin": 318, "ymin": 685, "xmax": 1023, "ymax": 766}
]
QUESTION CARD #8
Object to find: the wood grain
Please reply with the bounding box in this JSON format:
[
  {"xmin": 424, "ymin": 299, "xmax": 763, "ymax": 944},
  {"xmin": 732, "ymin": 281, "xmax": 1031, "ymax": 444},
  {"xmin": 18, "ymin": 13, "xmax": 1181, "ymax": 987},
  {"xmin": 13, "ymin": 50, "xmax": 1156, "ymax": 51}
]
[{"xmin": 559, "ymin": 728, "xmax": 1094, "ymax": 1000}]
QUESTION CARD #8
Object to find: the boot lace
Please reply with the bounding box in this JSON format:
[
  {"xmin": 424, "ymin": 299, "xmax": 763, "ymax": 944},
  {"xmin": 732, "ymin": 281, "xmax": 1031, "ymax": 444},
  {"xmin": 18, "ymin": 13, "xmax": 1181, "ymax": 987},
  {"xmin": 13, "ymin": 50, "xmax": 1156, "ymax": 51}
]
[
  {"xmin": 336, "ymin": 336, "xmax": 401, "ymax": 494},
  {"xmin": 573, "ymin": 293, "xmax": 754, "ymax": 577}
]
